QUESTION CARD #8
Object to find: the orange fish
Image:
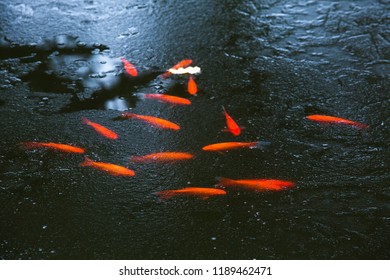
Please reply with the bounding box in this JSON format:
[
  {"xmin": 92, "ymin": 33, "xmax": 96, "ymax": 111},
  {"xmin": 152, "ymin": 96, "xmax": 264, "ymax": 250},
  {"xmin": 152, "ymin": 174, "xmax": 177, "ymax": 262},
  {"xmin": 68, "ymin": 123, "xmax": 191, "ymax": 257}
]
[
  {"xmin": 306, "ymin": 114, "xmax": 368, "ymax": 129},
  {"xmin": 202, "ymin": 141, "xmax": 267, "ymax": 152},
  {"xmin": 223, "ymin": 106, "xmax": 241, "ymax": 136},
  {"xmin": 131, "ymin": 152, "xmax": 194, "ymax": 163},
  {"xmin": 80, "ymin": 157, "xmax": 135, "ymax": 176},
  {"xmin": 21, "ymin": 142, "xmax": 85, "ymax": 154},
  {"xmin": 142, "ymin": 94, "xmax": 191, "ymax": 105},
  {"xmin": 156, "ymin": 187, "xmax": 226, "ymax": 200},
  {"xmin": 161, "ymin": 59, "xmax": 193, "ymax": 78},
  {"xmin": 82, "ymin": 117, "xmax": 118, "ymax": 139},
  {"xmin": 187, "ymin": 75, "xmax": 198, "ymax": 95},
  {"xmin": 120, "ymin": 112, "xmax": 180, "ymax": 130},
  {"xmin": 121, "ymin": 57, "xmax": 138, "ymax": 77},
  {"xmin": 216, "ymin": 177, "xmax": 295, "ymax": 191}
]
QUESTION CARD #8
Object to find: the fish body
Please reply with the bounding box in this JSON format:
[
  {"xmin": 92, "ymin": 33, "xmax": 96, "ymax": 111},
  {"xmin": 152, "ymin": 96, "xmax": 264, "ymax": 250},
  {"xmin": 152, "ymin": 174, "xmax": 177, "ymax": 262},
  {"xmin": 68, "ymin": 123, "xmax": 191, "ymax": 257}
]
[
  {"xmin": 131, "ymin": 152, "xmax": 193, "ymax": 163},
  {"xmin": 142, "ymin": 94, "xmax": 191, "ymax": 105},
  {"xmin": 161, "ymin": 59, "xmax": 193, "ymax": 78},
  {"xmin": 202, "ymin": 141, "xmax": 261, "ymax": 152},
  {"xmin": 156, "ymin": 187, "xmax": 226, "ymax": 200},
  {"xmin": 21, "ymin": 142, "xmax": 85, "ymax": 154},
  {"xmin": 217, "ymin": 177, "xmax": 295, "ymax": 191},
  {"xmin": 121, "ymin": 57, "xmax": 138, "ymax": 77},
  {"xmin": 187, "ymin": 75, "xmax": 198, "ymax": 95},
  {"xmin": 306, "ymin": 114, "xmax": 368, "ymax": 129},
  {"xmin": 80, "ymin": 157, "xmax": 135, "ymax": 176},
  {"xmin": 120, "ymin": 113, "xmax": 180, "ymax": 130},
  {"xmin": 222, "ymin": 106, "xmax": 241, "ymax": 136},
  {"xmin": 82, "ymin": 117, "xmax": 118, "ymax": 139}
]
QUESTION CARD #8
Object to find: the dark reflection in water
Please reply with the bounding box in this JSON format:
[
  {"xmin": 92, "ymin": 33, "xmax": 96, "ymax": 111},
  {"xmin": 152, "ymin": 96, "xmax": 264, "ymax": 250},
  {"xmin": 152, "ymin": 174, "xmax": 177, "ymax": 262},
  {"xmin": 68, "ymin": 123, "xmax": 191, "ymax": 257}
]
[{"xmin": 16, "ymin": 35, "xmax": 170, "ymax": 112}]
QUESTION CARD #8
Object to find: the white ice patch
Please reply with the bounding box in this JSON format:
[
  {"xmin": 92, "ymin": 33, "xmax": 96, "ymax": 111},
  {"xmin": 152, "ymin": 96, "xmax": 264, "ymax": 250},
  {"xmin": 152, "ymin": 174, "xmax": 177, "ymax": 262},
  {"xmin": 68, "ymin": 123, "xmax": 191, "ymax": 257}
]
[{"xmin": 168, "ymin": 66, "xmax": 201, "ymax": 75}]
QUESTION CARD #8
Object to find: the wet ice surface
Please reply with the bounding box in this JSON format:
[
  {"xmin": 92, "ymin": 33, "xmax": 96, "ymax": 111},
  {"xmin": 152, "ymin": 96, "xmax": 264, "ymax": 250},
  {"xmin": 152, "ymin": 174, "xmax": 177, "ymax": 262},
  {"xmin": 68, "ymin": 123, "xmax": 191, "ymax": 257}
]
[{"xmin": 0, "ymin": 0, "xmax": 389, "ymax": 259}]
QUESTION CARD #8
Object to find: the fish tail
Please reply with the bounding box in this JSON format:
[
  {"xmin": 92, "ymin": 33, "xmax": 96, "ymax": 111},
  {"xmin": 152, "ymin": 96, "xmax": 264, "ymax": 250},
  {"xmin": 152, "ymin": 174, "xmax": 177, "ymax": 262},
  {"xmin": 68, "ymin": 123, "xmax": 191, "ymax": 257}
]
[
  {"xmin": 80, "ymin": 156, "xmax": 94, "ymax": 167},
  {"xmin": 130, "ymin": 156, "xmax": 144, "ymax": 163},
  {"xmin": 155, "ymin": 190, "xmax": 175, "ymax": 200},
  {"xmin": 160, "ymin": 71, "xmax": 171, "ymax": 79},
  {"xmin": 253, "ymin": 141, "xmax": 271, "ymax": 150},
  {"xmin": 135, "ymin": 93, "xmax": 146, "ymax": 100},
  {"xmin": 20, "ymin": 142, "xmax": 43, "ymax": 150},
  {"xmin": 120, "ymin": 112, "xmax": 136, "ymax": 119},
  {"xmin": 82, "ymin": 117, "xmax": 90, "ymax": 125},
  {"xmin": 216, "ymin": 176, "xmax": 236, "ymax": 187},
  {"xmin": 354, "ymin": 122, "xmax": 369, "ymax": 129}
]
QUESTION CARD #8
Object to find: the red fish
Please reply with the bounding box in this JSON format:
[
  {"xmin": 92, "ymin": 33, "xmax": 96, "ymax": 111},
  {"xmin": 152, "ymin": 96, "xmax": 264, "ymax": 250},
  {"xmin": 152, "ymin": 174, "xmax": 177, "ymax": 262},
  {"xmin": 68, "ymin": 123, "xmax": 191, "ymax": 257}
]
[
  {"xmin": 187, "ymin": 75, "xmax": 198, "ymax": 95},
  {"xmin": 120, "ymin": 112, "xmax": 180, "ymax": 130},
  {"xmin": 80, "ymin": 157, "xmax": 135, "ymax": 176},
  {"xmin": 142, "ymin": 94, "xmax": 191, "ymax": 105},
  {"xmin": 121, "ymin": 57, "xmax": 138, "ymax": 77},
  {"xmin": 306, "ymin": 114, "xmax": 368, "ymax": 129},
  {"xmin": 161, "ymin": 59, "xmax": 193, "ymax": 78},
  {"xmin": 222, "ymin": 106, "xmax": 241, "ymax": 136},
  {"xmin": 216, "ymin": 177, "xmax": 295, "ymax": 191},
  {"xmin": 202, "ymin": 141, "xmax": 263, "ymax": 152},
  {"xmin": 156, "ymin": 187, "xmax": 226, "ymax": 200},
  {"xmin": 21, "ymin": 142, "xmax": 85, "ymax": 154},
  {"xmin": 82, "ymin": 117, "xmax": 118, "ymax": 139},
  {"xmin": 131, "ymin": 152, "xmax": 194, "ymax": 163}
]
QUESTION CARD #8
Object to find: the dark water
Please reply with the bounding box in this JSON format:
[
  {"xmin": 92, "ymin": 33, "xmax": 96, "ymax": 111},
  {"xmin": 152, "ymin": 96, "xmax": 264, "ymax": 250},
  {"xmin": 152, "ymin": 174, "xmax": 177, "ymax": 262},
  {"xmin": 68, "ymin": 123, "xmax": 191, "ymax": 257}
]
[{"xmin": 0, "ymin": 0, "xmax": 389, "ymax": 259}]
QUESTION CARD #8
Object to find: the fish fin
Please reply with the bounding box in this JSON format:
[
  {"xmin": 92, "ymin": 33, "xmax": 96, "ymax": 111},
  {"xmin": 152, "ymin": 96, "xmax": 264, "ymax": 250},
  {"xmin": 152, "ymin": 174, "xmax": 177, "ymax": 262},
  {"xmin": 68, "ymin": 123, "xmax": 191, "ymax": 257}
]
[
  {"xmin": 20, "ymin": 142, "xmax": 42, "ymax": 150},
  {"xmin": 200, "ymin": 196, "xmax": 210, "ymax": 200},
  {"xmin": 155, "ymin": 190, "xmax": 175, "ymax": 200},
  {"xmin": 215, "ymin": 176, "xmax": 236, "ymax": 187},
  {"xmin": 80, "ymin": 156, "xmax": 93, "ymax": 167},
  {"xmin": 82, "ymin": 117, "xmax": 90, "ymax": 125}
]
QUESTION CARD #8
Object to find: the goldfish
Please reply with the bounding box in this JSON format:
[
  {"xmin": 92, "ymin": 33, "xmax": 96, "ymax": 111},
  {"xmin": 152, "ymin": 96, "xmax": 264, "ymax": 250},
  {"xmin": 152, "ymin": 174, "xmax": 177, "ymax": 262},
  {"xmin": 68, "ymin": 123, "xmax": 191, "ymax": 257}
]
[
  {"xmin": 131, "ymin": 152, "xmax": 194, "ymax": 163},
  {"xmin": 216, "ymin": 177, "xmax": 295, "ymax": 191},
  {"xmin": 82, "ymin": 117, "xmax": 118, "ymax": 139},
  {"xmin": 202, "ymin": 141, "xmax": 269, "ymax": 152},
  {"xmin": 222, "ymin": 106, "xmax": 241, "ymax": 136},
  {"xmin": 187, "ymin": 75, "xmax": 198, "ymax": 95},
  {"xmin": 20, "ymin": 142, "xmax": 85, "ymax": 154},
  {"xmin": 142, "ymin": 94, "xmax": 191, "ymax": 105},
  {"xmin": 161, "ymin": 59, "xmax": 193, "ymax": 78},
  {"xmin": 119, "ymin": 112, "xmax": 180, "ymax": 130},
  {"xmin": 306, "ymin": 114, "xmax": 368, "ymax": 129},
  {"xmin": 80, "ymin": 157, "xmax": 135, "ymax": 176},
  {"xmin": 155, "ymin": 187, "xmax": 226, "ymax": 200},
  {"xmin": 121, "ymin": 57, "xmax": 138, "ymax": 77}
]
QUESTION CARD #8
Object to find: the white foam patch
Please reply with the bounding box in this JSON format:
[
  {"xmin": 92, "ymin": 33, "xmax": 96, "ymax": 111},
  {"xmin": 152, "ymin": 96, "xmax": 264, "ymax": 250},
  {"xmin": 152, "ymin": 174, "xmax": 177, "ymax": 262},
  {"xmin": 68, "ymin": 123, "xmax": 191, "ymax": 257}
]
[{"xmin": 168, "ymin": 66, "xmax": 201, "ymax": 75}]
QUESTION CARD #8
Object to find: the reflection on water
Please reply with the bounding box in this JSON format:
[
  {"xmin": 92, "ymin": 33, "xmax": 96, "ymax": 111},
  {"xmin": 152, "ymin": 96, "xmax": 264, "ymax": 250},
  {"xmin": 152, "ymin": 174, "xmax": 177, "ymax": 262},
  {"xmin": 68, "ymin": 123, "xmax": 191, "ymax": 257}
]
[
  {"xmin": 9, "ymin": 35, "xmax": 165, "ymax": 113},
  {"xmin": 105, "ymin": 96, "xmax": 129, "ymax": 111}
]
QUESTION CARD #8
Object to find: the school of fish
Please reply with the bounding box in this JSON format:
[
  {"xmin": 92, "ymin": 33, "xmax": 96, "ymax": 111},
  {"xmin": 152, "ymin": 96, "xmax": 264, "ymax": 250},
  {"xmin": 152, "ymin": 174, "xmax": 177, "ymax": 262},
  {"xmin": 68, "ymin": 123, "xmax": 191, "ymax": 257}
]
[{"xmin": 21, "ymin": 57, "xmax": 370, "ymax": 200}]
